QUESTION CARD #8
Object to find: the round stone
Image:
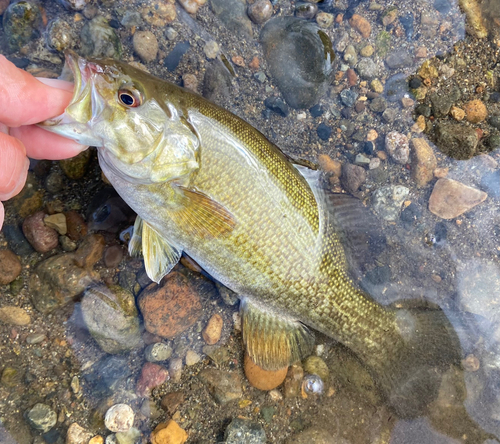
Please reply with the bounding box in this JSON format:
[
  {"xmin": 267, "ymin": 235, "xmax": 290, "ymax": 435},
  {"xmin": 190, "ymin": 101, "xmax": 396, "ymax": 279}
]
[
  {"xmin": 0, "ymin": 249, "xmax": 22, "ymax": 285},
  {"xmin": 104, "ymin": 404, "xmax": 134, "ymax": 433},
  {"xmin": 26, "ymin": 403, "xmax": 57, "ymax": 433},
  {"xmin": 133, "ymin": 30, "xmax": 158, "ymax": 63}
]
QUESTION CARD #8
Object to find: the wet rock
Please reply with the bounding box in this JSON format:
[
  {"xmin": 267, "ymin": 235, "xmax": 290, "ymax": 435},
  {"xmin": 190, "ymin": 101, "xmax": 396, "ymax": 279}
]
[
  {"xmin": 44, "ymin": 213, "xmax": 67, "ymax": 235},
  {"xmin": 317, "ymin": 123, "xmax": 332, "ymax": 141},
  {"xmin": 286, "ymin": 427, "xmax": 336, "ymax": 444},
  {"xmin": 136, "ymin": 362, "xmax": 169, "ymax": 397},
  {"xmin": 211, "ymin": 0, "xmax": 253, "ymax": 38},
  {"xmin": 138, "ymin": 271, "xmax": 203, "ymax": 339},
  {"xmin": 369, "ymin": 97, "xmax": 387, "ymax": 113},
  {"xmin": 429, "ymin": 92, "xmax": 455, "ymax": 118},
  {"xmin": 81, "ymin": 17, "xmax": 122, "ymax": 58},
  {"xmin": 1, "ymin": 366, "xmax": 23, "ymax": 387},
  {"xmin": 295, "ymin": 2, "xmax": 317, "ymax": 19},
  {"xmin": 224, "ymin": 418, "xmax": 266, "ymax": 444},
  {"xmin": 384, "ymin": 73, "xmax": 408, "ymax": 102},
  {"xmin": 247, "ymin": 0, "xmax": 273, "ymax": 24},
  {"xmin": 464, "ymin": 99, "xmax": 488, "ymax": 123},
  {"xmin": 46, "ymin": 19, "xmax": 73, "ymax": 52},
  {"xmin": 244, "ymin": 352, "xmax": 287, "ymax": 391},
  {"xmin": 0, "ymin": 306, "xmax": 31, "ymax": 326},
  {"xmin": 81, "ymin": 285, "xmax": 141, "ymax": 354},
  {"xmin": 264, "ymin": 96, "xmax": 290, "ymax": 117},
  {"xmin": 178, "ymin": 0, "xmax": 206, "ymax": 14},
  {"xmin": 284, "ymin": 364, "xmax": 304, "ymax": 398},
  {"xmin": 318, "ymin": 155, "xmax": 341, "ymax": 176},
  {"xmin": 202, "ymin": 313, "xmax": 223, "ymax": 345},
  {"xmin": 410, "ymin": 138, "xmax": 437, "ymax": 187},
  {"xmin": 481, "ymin": 170, "xmax": 500, "ymax": 199},
  {"xmin": 141, "ymin": 0, "xmax": 176, "ymax": 26},
  {"xmin": 303, "ymin": 356, "xmax": 329, "ymax": 383},
  {"xmin": 22, "ymin": 211, "xmax": 59, "ymax": 253},
  {"xmin": 372, "ymin": 185, "xmax": 409, "ymax": 221},
  {"xmin": 203, "ymin": 40, "xmax": 219, "ymax": 59},
  {"xmin": 357, "ymin": 58, "xmax": 378, "ymax": 79},
  {"xmin": 26, "ymin": 403, "xmax": 57, "ymax": 433},
  {"xmin": 185, "ymin": 350, "xmax": 201, "ymax": 366},
  {"xmin": 450, "ymin": 106, "xmax": 465, "ymax": 121},
  {"xmin": 2, "ymin": 1, "xmax": 42, "ymax": 52},
  {"xmin": 169, "ymin": 357, "xmax": 183, "ymax": 382},
  {"xmin": 103, "ymin": 245, "xmax": 124, "ymax": 268},
  {"xmin": 145, "ymin": 343, "xmax": 173, "ymax": 362},
  {"xmin": 3, "ymin": 224, "xmax": 34, "ymax": 256},
  {"xmin": 60, "ymin": 235, "xmax": 77, "ymax": 252},
  {"xmin": 61, "ymin": 0, "xmax": 90, "ymax": 10},
  {"xmin": 74, "ymin": 234, "xmax": 106, "ymax": 269},
  {"xmin": 385, "ymin": 131, "xmax": 409, "ymax": 164},
  {"xmin": 0, "ymin": 249, "xmax": 22, "ymax": 285},
  {"xmin": 203, "ymin": 59, "xmax": 232, "ymax": 102},
  {"xmin": 435, "ymin": 122, "xmax": 479, "ymax": 160},
  {"xmin": 428, "ymin": 178, "xmax": 487, "ymax": 219},
  {"xmin": 349, "ymin": 14, "xmax": 371, "ymax": 38},
  {"xmin": 341, "ymin": 163, "xmax": 366, "ymax": 194},
  {"xmin": 29, "ymin": 253, "xmax": 97, "ymax": 314},
  {"xmin": 133, "ymin": 31, "xmax": 158, "ymax": 63},
  {"xmin": 84, "ymin": 355, "xmax": 131, "ymax": 397},
  {"xmin": 385, "ymin": 49, "xmax": 412, "ymax": 69},
  {"xmin": 66, "ymin": 423, "xmax": 93, "ymax": 444},
  {"xmin": 151, "ymin": 420, "xmax": 187, "ymax": 444},
  {"xmin": 116, "ymin": 427, "xmax": 141, "ymax": 444},
  {"xmin": 164, "ymin": 41, "xmax": 190, "ymax": 71},
  {"xmin": 182, "ymin": 73, "xmax": 198, "ymax": 92},
  {"xmin": 340, "ymin": 88, "xmax": 358, "ymax": 107},
  {"xmin": 26, "ymin": 332, "xmax": 46, "ymax": 344},
  {"xmin": 316, "ymin": 12, "xmax": 334, "ymax": 28},
  {"xmin": 104, "ymin": 404, "xmax": 134, "ymax": 433},
  {"xmin": 260, "ymin": 16, "xmax": 335, "ymax": 109},
  {"xmin": 65, "ymin": 211, "xmax": 88, "ymax": 241},
  {"xmin": 160, "ymin": 392, "xmax": 185, "ymax": 415},
  {"xmin": 198, "ymin": 368, "xmax": 242, "ymax": 404},
  {"xmin": 60, "ymin": 149, "xmax": 92, "ymax": 180}
]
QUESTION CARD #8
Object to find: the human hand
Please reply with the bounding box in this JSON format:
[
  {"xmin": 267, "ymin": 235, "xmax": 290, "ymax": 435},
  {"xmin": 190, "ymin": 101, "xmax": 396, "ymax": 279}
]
[{"xmin": 0, "ymin": 54, "xmax": 87, "ymax": 230}]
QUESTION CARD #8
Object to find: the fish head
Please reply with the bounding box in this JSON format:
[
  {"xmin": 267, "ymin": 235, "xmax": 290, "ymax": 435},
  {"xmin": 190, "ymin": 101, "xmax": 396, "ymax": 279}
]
[{"xmin": 41, "ymin": 50, "xmax": 200, "ymax": 185}]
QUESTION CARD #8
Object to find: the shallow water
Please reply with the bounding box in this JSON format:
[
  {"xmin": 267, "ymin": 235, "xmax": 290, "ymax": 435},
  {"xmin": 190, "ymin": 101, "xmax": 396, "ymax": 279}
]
[{"xmin": 0, "ymin": 0, "xmax": 500, "ymax": 443}]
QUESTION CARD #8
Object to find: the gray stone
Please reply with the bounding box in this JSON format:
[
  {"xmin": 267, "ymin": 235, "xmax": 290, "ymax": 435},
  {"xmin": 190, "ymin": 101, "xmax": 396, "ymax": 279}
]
[
  {"xmin": 211, "ymin": 0, "xmax": 253, "ymax": 37},
  {"xmin": 145, "ymin": 343, "xmax": 173, "ymax": 362},
  {"xmin": 198, "ymin": 368, "xmax": 242, "ymax": 404},
  {"xmin": 224, "ymin": 418, "xmax": 266, "ymax": 444},
  {"xmin": 341, "ymin": 163, "xmax": 366, "ymax": 194},
  {"xmin": 435, "ymin": 122, "xmax": 479, "ymax": 160},
  {"xmin": 2, "ymin": 1, "xmax": 42, "ymax": 52},
  {"xmin": 82, "ymin": 284, "xmax": 141, "ymax": 354},
  {"xmin": 26, "ymin": 403, "xmax": 57, "ymax": 433},
  {"xmin": 203, "ymin": 60, "xmax": 233, "ymax": 103},
  {"xmin": 80, "ymin": 16, "xmax": 122, "ymax": 58},
  {"xmin": 385, "ymin": 49, "xmax": 413, "ymax": 69},
  {"xmin": 340, "ymin": 88, "xmax": 358, "ymax": 107},
  {"xmin": 385, "ymin": 131, "xmax": 409, "ymax": 164},
  {"xmin": 429, "ymin": 92, "xmax": 454, "ymax": 118},
  {"xmin": 372, "ymin": 185, "xmax": 409, "ymax": 221},
  {"xmin": 260, "ymin": 16, "xmax": 335, "ymax": 109},
  {"xmin": 369, "ymin": 97, "xmax": 387, "ymax": 113},
  {"xmin": 121, "ymin": 11, "xmax": 143, "ymax": 28},
  {"xmin": 357, "ymin": 58, "xmax": 378, "ymax": 79}
]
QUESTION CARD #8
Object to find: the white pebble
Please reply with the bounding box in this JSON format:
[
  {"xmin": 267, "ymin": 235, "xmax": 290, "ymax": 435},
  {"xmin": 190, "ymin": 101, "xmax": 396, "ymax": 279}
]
[{"xmin": 104, "ymin": 404, "xmax": 134, "ymax": 433}]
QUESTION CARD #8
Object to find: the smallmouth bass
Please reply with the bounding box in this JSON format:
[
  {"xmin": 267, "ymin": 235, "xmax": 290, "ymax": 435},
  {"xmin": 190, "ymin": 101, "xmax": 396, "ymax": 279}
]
[{"xmin": 41, "ymin": 51, "xmax": 497, "ymax": 442}]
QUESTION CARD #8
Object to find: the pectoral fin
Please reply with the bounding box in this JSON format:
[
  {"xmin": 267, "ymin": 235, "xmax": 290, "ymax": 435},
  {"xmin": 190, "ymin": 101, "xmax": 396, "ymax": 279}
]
[
  {"xmin": 141, "ymin": 220, "xmax": 181, "ymax": 283},
  {"xmin": 240, "ymin": 298, "xmax": 315, "ymax": 371},
  {"xmin": 174, "ymin": 186, "xmax": 236, "ymax": 239}
]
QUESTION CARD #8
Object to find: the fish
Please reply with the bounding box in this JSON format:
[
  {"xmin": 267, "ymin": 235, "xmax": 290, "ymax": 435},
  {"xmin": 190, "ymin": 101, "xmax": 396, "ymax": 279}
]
[{"xmin": 41, "ymin": 51, "xmax": 498, "ymax": 442}]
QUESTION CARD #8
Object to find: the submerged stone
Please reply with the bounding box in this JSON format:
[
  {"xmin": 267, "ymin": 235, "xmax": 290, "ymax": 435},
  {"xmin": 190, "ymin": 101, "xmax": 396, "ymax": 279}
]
[
  {"xmin": 2, "ymin": 1, "xmax": 42, "ymax": 52},
  {"xmin": 224, "ymin": 418, "xmax": 266, "ymax": 444},
  {"xmin": 260, "ymin": 16, "xmax": 335, "ymax": 109},
  {"xmin": 211, "ymin": 0, "xmax": 253, "ymax": 37},
  {"xmin": 80, "ymin": 16, "xmax": 122, "ymax": 58}
]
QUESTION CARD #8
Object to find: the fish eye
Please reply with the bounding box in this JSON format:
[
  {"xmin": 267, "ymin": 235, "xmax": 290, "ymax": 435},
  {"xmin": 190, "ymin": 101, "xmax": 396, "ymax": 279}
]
[{"xmin": 118, "ymin": 88, "xmax": 143, "ymax": 108}]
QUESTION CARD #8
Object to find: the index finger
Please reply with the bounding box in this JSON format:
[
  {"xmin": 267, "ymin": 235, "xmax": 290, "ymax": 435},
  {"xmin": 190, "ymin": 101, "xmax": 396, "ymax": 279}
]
[{"xmin": 0, "ymin": 55, "xmax": 74, "ymax": 127}]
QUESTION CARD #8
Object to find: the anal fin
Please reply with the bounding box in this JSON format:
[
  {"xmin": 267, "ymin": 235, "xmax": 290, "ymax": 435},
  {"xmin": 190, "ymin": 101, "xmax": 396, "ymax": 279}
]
[
  {"xmin": 128, "ymin": 215, "xmax": 144, "ymax": 257},
  {"xmin": 240, "ymin": 298, "xmax": 315, "ymax": 371}
]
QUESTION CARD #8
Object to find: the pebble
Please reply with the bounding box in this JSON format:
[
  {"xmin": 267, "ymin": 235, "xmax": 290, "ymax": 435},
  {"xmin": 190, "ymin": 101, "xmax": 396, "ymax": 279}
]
[
  {"xmin": 216, "ymin": 281, "xmax": 239, "ymax": 306},
  {"xmin": 410, "ymin": 138, "xmax": 437, "ymax": 187},
  {"xmin": 73, "ymin": 233, "xmax": 106, "ymax": 268},
  {"xmin": 354, "ymin": 154, "xmax": 370, "ymax": 166},
  {"xmin": 104, "ymin": 404, "xmax": 134, "ymax": 433},
  {"xmin": 121, "ymin": 11, "xmax": 142, "ymax": 28},
  {"xmin": 211, "ymin": 0, "xmax": 253, "ymax": 37},
  {"xmin": 116, "ymin": 427, "xmax": 141, "ymax": 444},
  {"xmin": 136, "ymin": 362, "xmax": 169, "ymax": 397},
  {"xmin": 89, "ymin": 437, "xmax": 104, "ymax": 444},
  {"xmin": 370, "ymin": 79, "xmax": 384, "ymax": 93},
  {"xmin": 203, "ymin": 40, "xmax": 219, "ymax": 59},
  {"xmin": 385, "ymin": 49, "xmax": 412, "ymax": 69},
  {"xmin": 198, "ymin": 368, "xmax": 242, "ymax": 404},
  {"xmin": 65, "ymin": 211, "xmax": 88, "ymax": 241},
  {"xmin": 202, "ymin": 313, "xmax": 223, "ymax": 344},
  {"xmin": 66, "ymin": 423, "xmax": 93, "ymax": 444},
  {"xmin": 60, "ymin": 149, "xmax": 92, "ymax": 180},
  {"xmin": 0, "ymin": 249, "xmax": 22, "ymax": 285},
  {"xmin": 44, "ymin": 213, "xmax": 67, "ymax": 235},
  {"xmin": 81, "ymin": 285, "xmax": 141, "ymax": 354},
  {"xmin": 385, "ymin": 131, "xmax": 410, "ymax": 164},
  {"xmin": 81, "ymin": 16, "xmax": 122, "ymax": 58},
  {"xmin": 357, "ymin": 58, "xmax": 378, "ymax": 79},
  {"xmin": 2, "ymin": 1, "xmax": 42, "ymax": 52},
  {"xmin": 302, "ymin": 373, "xmax": 324, "ymax": 396},
  {"xmin": 340, "ymin": 88, "xmax": 358, "ymax": 107},
  {"xmin": 261, "ymin": 16, "xmax": 334, "ymax": 109},
  {"xmin": 138, "ymin": 272, "xmax": 203, "ymax": 338},
  {"xmin": 1, "ymin": 366, "xmax": 22, "ymax": 387},
  {"xmin": 285, "ymin": 426, "xmax": 336, "ymax": 444},
  {"xmin": 0, "ymin": 306, "xmax": 31, "ymax": 326},
  {"xmin": 372, "ymin": 185, "xmax": 409, "ymax": 221},
  {"xmin": 60, "ymin": 235, "xmax": 77, "ymax": 252},
  {"xmin": 318, "ymin": 155, "xmax": 341, "ymax": 176},
  {"xmin": 244, "ymin": 352, "xmax": 287, "ymax": 390},
  {"xmin": 168, "ymin": 357, "xmax": 183, "ymax": 382},
  {"xmin": 26, "ymin": 332, "xmax": 46, "ymax": 344},
  {"xmin": 464, "ymin": 99, "xmax": 488, "ymax": 123},
  {"xmin": 349, "ymin": 14, "xmax": 371, "ymax": 38},
  {"xmin": 26, "ymin": 403, "xmax": 57, "ymax": 433},
  {"xmin": 223, "ymin": 418, "xmax": 266, "ymax": 444},
  {"xmin": 369, "ymin": 158, "xmax": 381, "ymax": 169},
  {"xmin": 182, "ymin": 73, "xmax": 198, "ymax": 92},
  {"xmin": 46, "ymin": 18, "xmax": 73, "ymax": 52},
  {"xmin": 165, "ymin": 27, "xmax": 178, "ymax": 40},
  {"xmin": 29, "ymin": 252, "xmax": 96, "ymax": 314},
  {"xmin": 283, "ymin": 364, "xmax": 304, "ymax": 397},
  {"xmin": 429, "ymin": 178, "xmax": 487, "ymax": 219},
  {"xmin": 178, "ymin": 0, "xmax": 206, "ymax": 14},
  {"xmin": 247, "ymin": 0, "xmax": 273, "ymax": 24},
  {"xmin": 151, "ymin": 420, "xmax": 187, "ymax": 444},
  {"xmin": 160, "ymin": 392, "xmax": 185, "ymax": 415},
  {"xmin": 316, "ymin": 12, "xmax": 334, "ymax": 28},
  {"xmin": 185, "ymin": 350, "xmax": 201, "ymax": 366},
  {"xmin": 317, "ymin": 123, "xmax": 332, "ymax": 141},
  {"xmin": 133, "ymin": 31, "xmax": 158, "ymax": 63},
  {"xmin": 103, "ymin": 245, "xmax": 124, "ymax": 268},
  {"xmin": 264, "ymin": 96, "xmax": 290, "ymax": 117},
  {"xmin": 435, "ymin": 122, "xmax": 479, "ymax": 160},
  {"xmin": 22, "ymin": 211, "xmax": 59, "ymax": 253},
  {"xmin": 141, "ymin": 0, "xmax": 176, "ymax": 27},
  {"xmin": 450, "ymin": 106, "xmax": 465, "ymax": 121},
  {"xmin": 83, "ymin": 355, "xmax": 131, "ymax": 397},
  {"xmin": 489, "ymin": 116, "xmax": 500, "ymax": 130},
  {"xmin": 303, "ymin": 356, "xmax": 329, "ymax": 383},
  {"xmin": 295, "ymin": 2, "xmax": 317, "ymax": 19},
  {"xmin": 203, "ymin": 59, "xmax": 232, "ymax": 100},
  {"xmin": 341, "ymin": 163, "xmax": 366, "ymax": 194},
  {"xmin": 145, "ymin": 343, "xmax": 173, "ymax": 362}
]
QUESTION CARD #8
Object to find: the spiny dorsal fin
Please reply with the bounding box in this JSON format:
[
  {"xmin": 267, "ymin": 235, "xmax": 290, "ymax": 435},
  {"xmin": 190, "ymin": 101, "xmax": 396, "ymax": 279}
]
[
  {"xmin": 142, "ymin": 221, "xmax": 182, "ymax": 283},
  {"xmin": 174, "ymin": 186, "xmax": 236, "ymax": 239},
  {"xmin": 240, "ymin": 298, "xmax": 315, "ymax": 371},
  {"xmin": 129, "ymin": 215, "xmax": 144, "ymax": 257}
]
